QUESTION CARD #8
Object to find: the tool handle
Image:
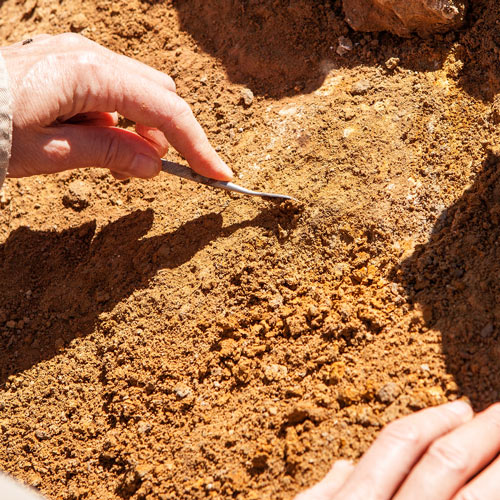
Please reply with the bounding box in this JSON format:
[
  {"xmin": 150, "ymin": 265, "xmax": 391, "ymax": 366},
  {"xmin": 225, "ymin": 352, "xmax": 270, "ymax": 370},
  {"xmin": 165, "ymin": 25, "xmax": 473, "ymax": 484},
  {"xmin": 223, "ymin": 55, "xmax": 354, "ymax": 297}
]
[{"xmin": 161, "ymin": 159, "xmax": 295, "ymax": 201}]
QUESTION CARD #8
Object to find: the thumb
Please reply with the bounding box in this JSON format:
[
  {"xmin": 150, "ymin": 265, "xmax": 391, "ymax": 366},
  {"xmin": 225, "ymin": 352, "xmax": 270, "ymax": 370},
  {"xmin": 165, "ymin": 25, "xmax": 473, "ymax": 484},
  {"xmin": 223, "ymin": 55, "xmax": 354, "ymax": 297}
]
[
  {"xmin": 294, "ymin": 461, "xmax": 355, "ymax": 500},
  {"xmin": 39, "ymin": 125, "xmax": 162, "ymax": 178}
]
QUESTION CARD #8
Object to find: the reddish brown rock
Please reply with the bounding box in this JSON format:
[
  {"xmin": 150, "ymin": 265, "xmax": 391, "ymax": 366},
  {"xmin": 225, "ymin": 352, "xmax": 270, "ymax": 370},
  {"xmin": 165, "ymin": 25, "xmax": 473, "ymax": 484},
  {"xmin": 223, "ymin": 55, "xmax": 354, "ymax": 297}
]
[{"xmin": 343, "ymin": 0, "xmax": 466, "ymax": 37}]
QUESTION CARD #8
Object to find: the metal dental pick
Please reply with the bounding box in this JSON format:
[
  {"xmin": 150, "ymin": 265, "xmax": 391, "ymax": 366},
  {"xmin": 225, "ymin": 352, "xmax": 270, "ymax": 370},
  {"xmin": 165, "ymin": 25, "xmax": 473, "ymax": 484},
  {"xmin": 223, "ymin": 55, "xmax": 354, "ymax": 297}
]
[{"xmin": 161, "ymin": 159, "xmax": 296, "ymax": 201}]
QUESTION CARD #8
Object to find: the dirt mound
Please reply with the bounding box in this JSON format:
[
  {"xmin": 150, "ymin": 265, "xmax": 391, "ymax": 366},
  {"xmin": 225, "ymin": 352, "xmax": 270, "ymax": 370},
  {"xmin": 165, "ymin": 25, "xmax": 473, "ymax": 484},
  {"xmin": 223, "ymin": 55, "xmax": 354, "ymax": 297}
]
[{"xmin": 0, "ymin": 1, "xmax": 500, "ymax": 499}]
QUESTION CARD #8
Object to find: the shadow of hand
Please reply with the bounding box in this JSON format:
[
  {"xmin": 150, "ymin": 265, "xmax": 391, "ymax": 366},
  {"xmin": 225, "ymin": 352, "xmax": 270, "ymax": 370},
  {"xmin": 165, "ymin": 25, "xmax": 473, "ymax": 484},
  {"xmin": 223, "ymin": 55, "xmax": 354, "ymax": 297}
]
[
  {"xmin": 396, "ymin": 150, "xmax": 500, "ymax": 410},
  {"xmin": 0, "ymin": 205, "xmax": 288, "ymax": 385}
]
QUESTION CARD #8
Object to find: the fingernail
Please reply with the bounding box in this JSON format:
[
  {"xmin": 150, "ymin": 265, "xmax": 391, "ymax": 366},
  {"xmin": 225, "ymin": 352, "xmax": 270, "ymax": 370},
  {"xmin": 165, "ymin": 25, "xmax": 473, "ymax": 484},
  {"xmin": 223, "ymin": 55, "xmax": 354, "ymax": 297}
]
[
  {"xmin": 130, "ymin": 154, "xmax": 160, "ymax": 178},
  {"xmin": 447, "ymin": 400, "xmax": 472, "ymax": 416}
]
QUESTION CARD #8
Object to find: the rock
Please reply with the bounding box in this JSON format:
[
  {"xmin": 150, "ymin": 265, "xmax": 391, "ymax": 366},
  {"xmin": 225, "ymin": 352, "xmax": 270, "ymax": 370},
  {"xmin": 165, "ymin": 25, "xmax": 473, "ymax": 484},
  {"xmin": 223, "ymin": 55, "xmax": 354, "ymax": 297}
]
[
  {"xmin": 480, "ymin": 322, "xmax": 494, "ymax": 338},
  {"xmin": 336, "ymin": 36, "xmax": 353, "ymax": 56},
  {"xmin": 268, "ymin": 293, "xmax": 283, "ymax": 310},
  {"xmin": 71, "ymin": 13, "xmax": 88, "ymax": 32},
  {"xmin": 285, "ymin": 401, "xmax": 325, "ymax": 425},
  {"xmin": 351, "ymin": 79, "xmax": 372, "ymax": 95},
  {"xmin": 377, "ymin": 382, "xmax": 402, "ymax": 404},
  {"xmin": 233, "ymin": 358, "xmax": 253, "ymax": 384},
  {"xmin": 307, "ymin": 304, "xmax": 319, "ymax": 319},
  {"xmin": 285, "ymin": 314, "xmax": 308, "ymax": 338},
  {"xmin": 410, "ymin": 386, "xmax": 446, "ymax": 409},
  {"xmin": 137, "ymin": 421, "xmax": 152, "ymax": 434},
  {"xmin": 385, "ymin": 56, "xmax": 400, "ymax": 70},
  {"xmin": 219, "ymin": 338, "xmax": 239, "ymax": 359},
  {"xmin": 264, "ymin": 363, "xmax": 288, "ymax": 382},
  {"xmin": 243, "ymin": 343, "xmax": 267, "ymax": 357},
  {"xmin": 173, "ymin": 382, "xmax": 191, "ymax": 399},
  {"xmin": 35, "ymin": 429, "xmax": 49, "ymax": 441},
  {"xmin": 135, "ymin": 464, "xmax": 153, "ymax": 478},
  {"xmin": 343, "ymin": 0, "xmax": 466, "ymax": 37},
  {"xmin": 284, "ymin": 385, "xmax": 304, "ymax": 398},
  {"xmin": 328, "ymin": 361, "xmax": 346, "ymax": 384},
  {"xmin": 63, "ymin": 180, "xmax": 92, "ymax": 211},
  {"xmin": 240, "ymin": 88, "xmax": 254, "ymax": 107},
  {"xmin": 337, "ymin": 386, "xmax": 362, "ymax": 406},
  {"xmin": 26, "ymin": 472, "xmax": 42, "ymax": 488},
  {"xmin": 0, "ymin": 187, "xmax": 10, "ymax": 207}
]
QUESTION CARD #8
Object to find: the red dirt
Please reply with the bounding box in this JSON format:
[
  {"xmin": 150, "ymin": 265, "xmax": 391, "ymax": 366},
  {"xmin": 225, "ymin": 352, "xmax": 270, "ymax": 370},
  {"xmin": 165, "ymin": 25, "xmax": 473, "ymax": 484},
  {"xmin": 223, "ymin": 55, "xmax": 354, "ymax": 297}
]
[{"xmin": 1, "ymin": 1, "xmax": 500, "ymax": 499}]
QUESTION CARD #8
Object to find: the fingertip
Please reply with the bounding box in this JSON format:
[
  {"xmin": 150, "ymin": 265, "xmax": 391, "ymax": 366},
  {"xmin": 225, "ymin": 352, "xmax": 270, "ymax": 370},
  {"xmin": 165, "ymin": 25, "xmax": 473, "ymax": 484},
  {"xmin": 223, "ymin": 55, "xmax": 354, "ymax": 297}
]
[
  {"xmin": 129, "ymin": 154, "xmax": 162, "ymax": 179},
  {"xmin": 111, "ymin": 171, "xmax": 130, "ymax": 181},
  {"xmin": 210, "ymin": 158, "xmax": 234, "ymax": 181},
  {"xmin": 446, "ymin": 400, "xmax": 474, "ymax": 420},
  {"xmin": 295, "ymin": 460, "xmax": 354, "ymax": 500}
]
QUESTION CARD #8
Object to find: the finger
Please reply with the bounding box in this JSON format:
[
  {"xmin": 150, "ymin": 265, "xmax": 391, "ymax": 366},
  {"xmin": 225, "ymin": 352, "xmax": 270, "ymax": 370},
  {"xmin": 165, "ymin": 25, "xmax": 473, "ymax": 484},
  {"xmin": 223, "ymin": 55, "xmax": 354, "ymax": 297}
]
[
  {"xmin": 64, "ymin": 111, "xmax": 119, "ymax": 127},
  {"xmin": 112, "ymin": 76, "xmax": 232, "ymax": 180},
  {"xmin": 395, "ymin": 403, "xmax": 500, "ymax": 500},
  {"xmin": 45, "ymin": 34, "xmax": 177, "ymax": 95},
  {"xmin": 453, "ymin": 454, "xmax": 500, "ymax": 500},
  {"xmin": 294, "ymin": 461, "xmax": 355, "ymax": 500},
  {"xmin": 111, "ymin": 52, "xmax": 176, "ymax": 93},
  {"xmin": 334, "ymin": 401, "xmax": 473, "ymax": 500},
  {"xmin": 37, "ymin": 125, "xmax": 162, "ymax": 178},
  {"xmin": 135, "ymin": 123, "xmax": 169, "ymax": 156},
  {"xmin": 66, "ymin": 34, "xmax": 177, "ymax": 93},
  {"xmin": 59, "ymin": 51, "xmax": 232, "ymax": 181}
]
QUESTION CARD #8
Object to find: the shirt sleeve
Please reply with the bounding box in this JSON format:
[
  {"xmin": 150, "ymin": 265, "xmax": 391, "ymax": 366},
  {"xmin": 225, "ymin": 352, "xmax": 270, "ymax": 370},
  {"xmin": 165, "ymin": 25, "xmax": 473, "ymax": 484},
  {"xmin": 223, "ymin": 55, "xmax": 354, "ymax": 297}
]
[{"xmin": 0, "ymin": 51, "xmax": 12, "ymax": 188}]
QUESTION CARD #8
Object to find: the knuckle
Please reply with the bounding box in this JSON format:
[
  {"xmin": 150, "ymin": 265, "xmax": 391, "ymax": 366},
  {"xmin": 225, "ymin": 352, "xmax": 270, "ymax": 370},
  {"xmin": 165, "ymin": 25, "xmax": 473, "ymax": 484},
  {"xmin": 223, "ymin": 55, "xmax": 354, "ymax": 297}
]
[
  {"xmin": 427, "ymin": 438, "xmax": 469, "ymax": 473},
  {"xmin": 454, "ymin": 489, "xmax": 481, "ymax": 500},
  {"xmin": 161, "ymin": 95, "xmax": 193, "ymax": 130},
  {"xmin": 381, "ymin": 419, "xmax": 421, "ymax": 446},
  {"xmin": 165, "ymin": 75, "xmax": 176, "ymax": 93},
  {"xmin": 58, "ymin": 32, "xmax": 87, "ymax": 47},
  {"xmin": 172, "ymin": 95, "xmax": 193, "ymax": 117},
  {"xmin": 75, "ymin": 50, "xmax": 104, "ymax": 73},
  {"xmin": 100, "ymin": 134, "xmax": 121, "ymax": 169}
]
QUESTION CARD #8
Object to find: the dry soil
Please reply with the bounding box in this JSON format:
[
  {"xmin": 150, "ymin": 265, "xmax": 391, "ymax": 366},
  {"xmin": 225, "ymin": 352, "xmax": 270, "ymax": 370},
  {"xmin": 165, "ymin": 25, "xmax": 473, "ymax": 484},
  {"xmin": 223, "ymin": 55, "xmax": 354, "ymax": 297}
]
[{"xmin": 1, "ymin": 1, "xmax": 500, "ymax": 499}]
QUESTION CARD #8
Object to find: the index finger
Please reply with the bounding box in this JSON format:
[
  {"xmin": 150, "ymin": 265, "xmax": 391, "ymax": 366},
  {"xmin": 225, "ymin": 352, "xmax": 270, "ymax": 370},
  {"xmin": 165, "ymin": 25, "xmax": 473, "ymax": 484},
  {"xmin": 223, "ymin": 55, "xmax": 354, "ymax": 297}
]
[
  {"xmin": 334, "ymin": 401, "xmax": 473, "ymax": 500},
  {"xmin": 76, "ymin": 52, "xmax": 233, "ymax": 181}
]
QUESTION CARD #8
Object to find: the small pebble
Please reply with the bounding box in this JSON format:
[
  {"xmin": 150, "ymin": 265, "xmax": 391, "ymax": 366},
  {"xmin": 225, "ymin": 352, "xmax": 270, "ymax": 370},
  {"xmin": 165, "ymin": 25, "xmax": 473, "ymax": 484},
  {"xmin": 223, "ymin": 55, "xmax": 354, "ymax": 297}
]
[
  {"xmin": 240, "ymin": 88, "xmax": 254, "ymax": 107},
  {"xmin": 336, "ymin": 36, "xmax": 353, "ymax": 56},
  {"xmin": 71, "ymin": 13, "xmax": 88, "ymax": 32},
  {"xmin": 63, "ymin": 180, "xmax": 92, "ymax": 211},
  {"xmin": 35, "ymin": 429, "xmax": 49, "ymax": 441},
  {"xmin": 377, "ymin": 382, "xmax": 402, "ymax": 404},
  {"xmin": 174, "ymin": 383, "xmax": 191, "ymax": 399},
  {"xmin": 385, "ymin": 57, "xmax": 400, "ymax": 70},
  {"xmin": 137, "ymin": 421, "xmax": 152, "ymax": 434},
  {"xmin": 480, "ymin": 323, "xmax": 494, "ymax": 338},
  {"xmin": 351, "ymin": 79, "xmax": 372, "ymax": 95},
  {"xmin": 264, "ymin": 364, "xmax": 288, "ymax": 382}
]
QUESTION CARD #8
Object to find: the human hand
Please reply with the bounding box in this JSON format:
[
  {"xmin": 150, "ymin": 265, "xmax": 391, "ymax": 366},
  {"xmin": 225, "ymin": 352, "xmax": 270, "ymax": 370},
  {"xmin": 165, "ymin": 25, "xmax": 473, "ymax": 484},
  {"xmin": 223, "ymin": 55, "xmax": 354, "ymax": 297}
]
[
  {"xmin": 0, "ymin": 33, "xmax": 233, "ymax": 181},
  {"xmin": 296, "ymin": 400, "xmax": 500, "ymax": 500}
]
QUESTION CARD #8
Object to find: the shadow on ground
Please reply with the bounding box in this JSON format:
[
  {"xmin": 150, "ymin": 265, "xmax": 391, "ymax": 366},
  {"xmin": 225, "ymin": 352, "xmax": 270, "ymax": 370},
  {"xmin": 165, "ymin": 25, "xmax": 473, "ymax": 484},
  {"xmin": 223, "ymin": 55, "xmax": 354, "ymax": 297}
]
[
  {"xmin": 396, "ymin": 150, "xmax": 500, "ymax": 411},
  {"xmin": 0, "ymin": 204, "xmax": 295, "ymax": 386},
  {"xmin": 170, "ymin": 0, "xmax": 500, "ymax": 101}
]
